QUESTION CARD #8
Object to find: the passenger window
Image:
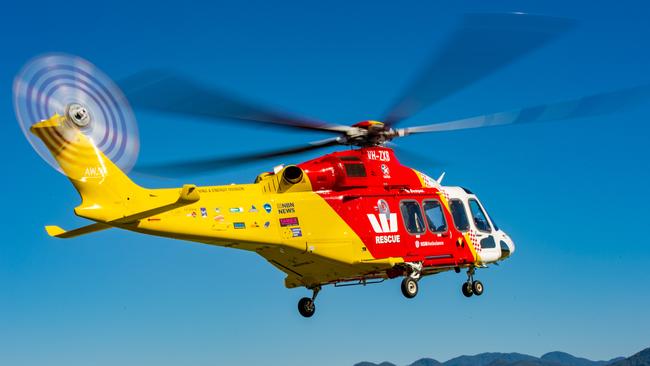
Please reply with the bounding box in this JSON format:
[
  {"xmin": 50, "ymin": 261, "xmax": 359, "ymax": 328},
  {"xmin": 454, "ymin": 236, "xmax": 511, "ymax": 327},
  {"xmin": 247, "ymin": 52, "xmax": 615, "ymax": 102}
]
[
  {"xmin": 423, "ymin": 199, "xmax": 447, "ymax": 233},
  {"xmin": 400, "ymin": 200, "xmax": 425, "ymax": 234},
  {"xmin": 469, "ymin": 199, "xmax": 492, "ymax": 232},
  {"xmin": 449, "ymin": 199, "xmax": 470, "ymax": 232}
]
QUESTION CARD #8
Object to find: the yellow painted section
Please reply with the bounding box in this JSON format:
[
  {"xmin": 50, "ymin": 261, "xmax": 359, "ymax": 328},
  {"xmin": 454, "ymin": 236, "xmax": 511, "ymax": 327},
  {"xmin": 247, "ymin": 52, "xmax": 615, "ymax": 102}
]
[
  {"xmin": 32, "ymin": 115, "xmax": 395, "ymax": 288},
  {"xmin": 463, "ymin": 232, "xmax": 481, "ymax": 263}
]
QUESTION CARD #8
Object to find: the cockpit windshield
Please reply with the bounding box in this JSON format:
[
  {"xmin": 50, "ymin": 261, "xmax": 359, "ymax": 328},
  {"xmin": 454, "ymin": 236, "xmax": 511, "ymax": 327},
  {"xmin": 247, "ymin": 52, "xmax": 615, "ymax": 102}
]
[{"xmin": 469, "ymin": 199, "xmax": 492, "ymax": 232}]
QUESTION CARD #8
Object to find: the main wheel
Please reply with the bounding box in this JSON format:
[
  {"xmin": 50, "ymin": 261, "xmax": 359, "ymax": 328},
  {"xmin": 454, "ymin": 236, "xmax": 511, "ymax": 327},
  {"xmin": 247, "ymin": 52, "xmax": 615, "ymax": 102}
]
[
  {"xmin": 401, "ymin": 277, "xmax": 419, "ymax": 299},
  {"xmin": 472, "ymin": 280, "xmax": 484, "ymax": 296},
  {"xmin": 298, "ymin": 297, "xmax": 315, "ymax": 318},
  {"xmin": 462, "ymin": 281, "xmax": 473, "ymax": 297}
]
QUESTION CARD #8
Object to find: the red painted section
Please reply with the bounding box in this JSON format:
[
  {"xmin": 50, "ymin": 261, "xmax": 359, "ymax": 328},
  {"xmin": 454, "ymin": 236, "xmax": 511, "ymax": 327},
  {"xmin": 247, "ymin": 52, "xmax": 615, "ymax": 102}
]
[{"xmin": 297, "ymin": 147, "xmax": 476, "ymax": 271}]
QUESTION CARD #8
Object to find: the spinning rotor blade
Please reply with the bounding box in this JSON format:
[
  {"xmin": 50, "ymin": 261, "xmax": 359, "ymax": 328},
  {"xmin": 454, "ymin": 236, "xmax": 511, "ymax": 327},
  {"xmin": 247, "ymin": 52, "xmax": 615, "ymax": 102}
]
[
  {"xmin": 121, "ymin": 70, "xmax": 350, "ymax": 133},
  {"xmin": 136, "ymin": 137, "xmax": 342, "ymax": 176},
  {"xmin": 383, "ymin": 13, "xmax": 575, "ymax": 126},
  {"xmin": 13, "ymin": 53, "xmax": 139, "ymax": 174},
  {"xmin": 402, "ymin": 84, "xmax": 650, "ymax": 135}
]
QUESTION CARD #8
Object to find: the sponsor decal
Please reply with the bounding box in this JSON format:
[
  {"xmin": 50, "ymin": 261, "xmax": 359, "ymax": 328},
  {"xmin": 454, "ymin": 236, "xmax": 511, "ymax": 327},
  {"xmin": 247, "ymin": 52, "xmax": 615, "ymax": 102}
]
[
  {"xmin": 263, "ymin": 203, "xmax": 272, "ymax": 213},
  {"xmin": 366, "ymin": 150, "xmax": 390, "ymax": 162},
  {"xmin": 264, "ymin": 221, "xmax": 271, "ymax": 229},
  {"xmin": 367, "ymin": 213, "xmax": 398, "ymax": 233},
  {"xmin": 214, "ymin": 207, "xmax": 221, "ymax": 213},
  {"xmin": 198, "ymin": 186, "xmax": 244, "ymax": 193},
  {"xmin": 200, "ymin": 207, "xmax": 208, "ymax": 218},
  {"xmin": 251, "ymin": 221, "xmax": 260, "ymax": 228},
  {"xmin": 376, "ymin": 234, "xmax": 400, "ymax": 244},
  {"xmin": 233, "ymin": 222, "xmax": 246, "ymax": 229},
  {"xmin": 369, "ymin": 199, "xmax": 399, "ymax": 243},
  {"xmin": 291, "ymin": 227, "xmax": 302, "ymax": 237},
  {"xmin": 229, "ymin": 207, "xmax": 244, "ymax": 213},
  {"xmin": 277, "ymin": 202, "xmax": 296, "ymax": 214},
  {"xmin": 187, "ymin": 211, "xmax": 197, "ymax": 218},
  {"xmin": 279, "ymin": 217, "xmax": 299, "ymax": 227},
  {"xmin": 415, "ymin": 240, "xmax": 444, "ymax": 248},
  {"xmin": 214, "ymin": 215, "xmax": 225, "ymax": 222},
  {"xmin": 249, "ymin": 205, "xmax": 258, "ymax": 213}
]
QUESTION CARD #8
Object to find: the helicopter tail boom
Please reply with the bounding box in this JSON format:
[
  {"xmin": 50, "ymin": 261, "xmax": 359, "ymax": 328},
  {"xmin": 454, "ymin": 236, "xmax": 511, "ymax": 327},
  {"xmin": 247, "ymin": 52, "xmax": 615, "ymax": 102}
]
[{"xmin": 29, "ymin": 115, "xmax": 171, "ymax": 223}]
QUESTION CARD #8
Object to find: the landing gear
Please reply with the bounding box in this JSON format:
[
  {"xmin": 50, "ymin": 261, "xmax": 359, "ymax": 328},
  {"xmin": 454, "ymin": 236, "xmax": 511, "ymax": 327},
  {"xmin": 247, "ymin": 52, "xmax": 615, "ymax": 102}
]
[
  {"xmin": 400, "ymin": 262, "xmax": 423, "ymax": 299},
  {"xmin": 298, "ymin": 286, "xmax": 320, "ymax": 318},
  {"xmin": 472, "ymin": 280, "xmax": 484, "ymax": 296},
  {"xmin": 462, "ymin": 281, "xmax": 473, "ymax": 297},
  {"xmin": 461, "ymin": 267, "xmax": 484, "ymax": 298},
  {"xmin": 401, "ymin": 277, "xmax": 419, "ymax": 298}
]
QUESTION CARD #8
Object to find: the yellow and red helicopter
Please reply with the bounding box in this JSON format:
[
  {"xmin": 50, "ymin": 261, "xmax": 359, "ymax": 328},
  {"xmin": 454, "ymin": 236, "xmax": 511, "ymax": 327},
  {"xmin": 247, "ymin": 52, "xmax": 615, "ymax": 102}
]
[{"xmin": 13, "ymin": 13, "xmax": 650, "ymax": 317}]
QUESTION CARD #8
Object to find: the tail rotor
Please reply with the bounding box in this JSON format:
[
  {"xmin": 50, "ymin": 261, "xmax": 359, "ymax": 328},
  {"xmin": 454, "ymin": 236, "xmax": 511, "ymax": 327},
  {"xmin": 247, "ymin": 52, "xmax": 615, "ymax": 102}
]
[{"xmin": 13, "ymin": 53, "xmax": 140, "ymax": 175}]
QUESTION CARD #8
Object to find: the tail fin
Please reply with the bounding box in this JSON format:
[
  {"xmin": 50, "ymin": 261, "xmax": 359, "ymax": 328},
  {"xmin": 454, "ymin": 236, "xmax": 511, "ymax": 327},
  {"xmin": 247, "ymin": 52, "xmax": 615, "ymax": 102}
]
[{"xmin": 30, "ymin": 114, "xmax": 147, "ymax": 222}]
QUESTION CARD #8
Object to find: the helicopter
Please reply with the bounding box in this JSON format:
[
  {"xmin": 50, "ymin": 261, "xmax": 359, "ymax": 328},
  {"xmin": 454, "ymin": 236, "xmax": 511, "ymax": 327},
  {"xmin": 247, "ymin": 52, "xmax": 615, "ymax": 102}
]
[{"xmin": 13, "ymin": 13, "xmax": 650, "ymax": 317}]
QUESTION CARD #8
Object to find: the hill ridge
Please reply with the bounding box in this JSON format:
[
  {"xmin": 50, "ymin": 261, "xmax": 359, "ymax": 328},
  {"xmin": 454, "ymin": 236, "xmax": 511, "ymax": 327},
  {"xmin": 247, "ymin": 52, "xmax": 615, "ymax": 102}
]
[{"xmin": 353, "ymin": 347, "xmax": 649, "ymax": 366}]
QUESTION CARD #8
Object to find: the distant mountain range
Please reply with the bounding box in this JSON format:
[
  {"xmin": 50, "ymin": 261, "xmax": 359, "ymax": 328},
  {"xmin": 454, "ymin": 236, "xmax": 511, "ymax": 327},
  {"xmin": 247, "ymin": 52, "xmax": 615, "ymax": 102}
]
[{"xmin": 354, "ymin": 347, "xmax": 650, "ymax": 366}]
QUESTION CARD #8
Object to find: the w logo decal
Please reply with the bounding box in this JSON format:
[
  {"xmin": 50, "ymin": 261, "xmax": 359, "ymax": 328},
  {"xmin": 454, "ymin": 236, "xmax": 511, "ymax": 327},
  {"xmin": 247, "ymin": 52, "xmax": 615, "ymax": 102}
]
[{"xmin": 367, "ymin": 213, "xmax": 398, "ymax": 233}]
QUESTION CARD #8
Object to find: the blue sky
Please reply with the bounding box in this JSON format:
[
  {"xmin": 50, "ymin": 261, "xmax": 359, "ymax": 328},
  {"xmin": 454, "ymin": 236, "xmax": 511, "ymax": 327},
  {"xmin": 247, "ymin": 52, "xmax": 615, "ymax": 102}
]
[{"xmin": 1, "ymin": 1, "xmax": 649, "ymax": 365}]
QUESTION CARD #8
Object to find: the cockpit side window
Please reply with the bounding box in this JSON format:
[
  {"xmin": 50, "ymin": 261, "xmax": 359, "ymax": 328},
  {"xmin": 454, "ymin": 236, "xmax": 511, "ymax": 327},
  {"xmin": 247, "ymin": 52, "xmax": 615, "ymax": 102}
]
[
  {"xmin": 399, "ymin": 200, "xmax": 425, "ymax": 234},
  {"xmin": 469, "ymin": 199, "xmax": 492, "ymax": 233},
  {"xmin": 449, "ymin": 199, "xmax": 470, "ymax": 232},
  {"xmin": 423, "ymin": 199, "xmax": 447, "ymax": 233}
]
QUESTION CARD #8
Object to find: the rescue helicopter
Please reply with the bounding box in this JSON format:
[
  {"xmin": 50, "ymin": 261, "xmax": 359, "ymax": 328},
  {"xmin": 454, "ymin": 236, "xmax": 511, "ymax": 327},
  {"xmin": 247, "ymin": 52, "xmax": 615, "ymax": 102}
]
[{"xmin": 13, "ymin": 13, "xmax": 650, "ymax": 317}]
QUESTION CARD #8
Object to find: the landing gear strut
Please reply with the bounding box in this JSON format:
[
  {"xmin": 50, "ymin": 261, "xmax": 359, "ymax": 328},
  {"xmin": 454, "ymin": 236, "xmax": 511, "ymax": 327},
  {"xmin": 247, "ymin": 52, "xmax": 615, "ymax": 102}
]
[
  {"xmin": 461, "ymin": 267, "xmax": 484, "ymax": 298},
  {"xmin": 298, "ymin": 286, "xmax": 320, "ymax": 318}
]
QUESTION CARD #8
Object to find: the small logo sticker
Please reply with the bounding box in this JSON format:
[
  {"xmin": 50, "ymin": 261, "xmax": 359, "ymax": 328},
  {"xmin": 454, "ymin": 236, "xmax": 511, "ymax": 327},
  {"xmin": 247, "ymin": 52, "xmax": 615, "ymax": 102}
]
[
  {"xmin": 381, "ymin": 163, "xmax": 390, "ymax": 176},
  {"xmin": 377, "ymin": 199, "xmax": 389, "ymax": 214},
  {"xmin": 200, "ymin": 207, "xmax": 208, "ymax": 218},
  {"xmin": 264, "ymin": 221, "xmax": 271, "ymax": 228},
  {"xmin": 229, "ymin": 207, "xmax": 244, "ymax": 213},
  {"xmin": 251, "ymin": 221, "xmax": 260, "ymax": 228},
  {"xmin": 291, "ymin": 227, "xmax": 302, "ymax": 237},
  {"xmin": 233, "ymin": 222, "xmax": 246, "ymax": 229},
  {"xmin": 263, "ymin": 203, "xmax": 272, "ymax": 213},
  {"xmin": 277, "ymin": 202, "xmax": 296, "ymax": 214},
  {"xmin": 279, "ymin": 217, "xmax": 299, "ymax": 227},
  {"xmin": 214, "ymin": 207, "xmax": 221, "ymax": 213},
  {"xmin": 249, "ymin": 205, "xmax": 258, "ymax": 213},
  {"xmin": 214, "ymin": 215, "xmax": 225, "ymax": 222}
]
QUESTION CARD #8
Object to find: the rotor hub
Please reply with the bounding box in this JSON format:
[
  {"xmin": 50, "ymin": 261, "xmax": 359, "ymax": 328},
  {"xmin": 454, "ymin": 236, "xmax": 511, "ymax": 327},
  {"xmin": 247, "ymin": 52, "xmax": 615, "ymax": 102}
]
[{"xmin": 66, "ymin": 103, "xmax": 91, "ymax": 127}]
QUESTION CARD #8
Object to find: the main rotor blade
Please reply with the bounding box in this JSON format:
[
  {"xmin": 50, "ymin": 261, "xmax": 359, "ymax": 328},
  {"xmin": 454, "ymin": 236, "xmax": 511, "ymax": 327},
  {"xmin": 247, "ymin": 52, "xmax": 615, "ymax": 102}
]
[
  {"xmin": 383, "ymin": 13, "xmax": 575, "ymax": 126},
  {"xmin": 121, "ymin": 70, "xmax": 350, "ymax": 133},
  {"xmin": 402, "ymin": 84, "xmax": 650, "ymax": 135},
  {"xmin": 135, "ymin": 137, "xmax": 342, "ymax": 176}
]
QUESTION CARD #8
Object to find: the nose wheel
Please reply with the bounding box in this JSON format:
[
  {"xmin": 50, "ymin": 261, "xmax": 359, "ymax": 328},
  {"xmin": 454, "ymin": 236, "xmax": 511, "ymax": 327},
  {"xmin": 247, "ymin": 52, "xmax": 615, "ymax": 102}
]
[
  {"xmin": 298, "ymin": 286, "xmax": 320, "ymax": 318},
  {"xmin": 461, "ymin": 267, "xmax": 484, "ymax": 298}
]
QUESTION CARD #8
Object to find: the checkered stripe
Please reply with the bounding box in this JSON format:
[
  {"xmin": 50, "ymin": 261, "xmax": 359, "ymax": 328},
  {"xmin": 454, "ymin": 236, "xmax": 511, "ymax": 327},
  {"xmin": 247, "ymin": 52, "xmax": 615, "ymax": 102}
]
[
  {"xmin": 440, "ymin": 189, "xmax": 451, "ymax": 203},
  {"xmin": 469, "ymin": 229, "xmax": 481, "ymax": 253}
]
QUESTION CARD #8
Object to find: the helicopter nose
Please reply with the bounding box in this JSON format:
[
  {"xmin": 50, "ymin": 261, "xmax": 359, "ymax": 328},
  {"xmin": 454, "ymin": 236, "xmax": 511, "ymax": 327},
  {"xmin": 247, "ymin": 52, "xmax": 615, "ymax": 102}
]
[{"xmin": 499, "ymin": 233, "xmax": 515, "ymax": 260}]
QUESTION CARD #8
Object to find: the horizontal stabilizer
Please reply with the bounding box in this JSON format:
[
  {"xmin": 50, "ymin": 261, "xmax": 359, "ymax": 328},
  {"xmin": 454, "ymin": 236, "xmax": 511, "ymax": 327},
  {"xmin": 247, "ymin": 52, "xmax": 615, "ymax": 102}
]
[
  {"xmin": 45, "ymin": 223, "xmax": 111, "ymax": 239},
  {"xmin": 110, "ymin": 184, "xmax": 200, "ymax": 224}
]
